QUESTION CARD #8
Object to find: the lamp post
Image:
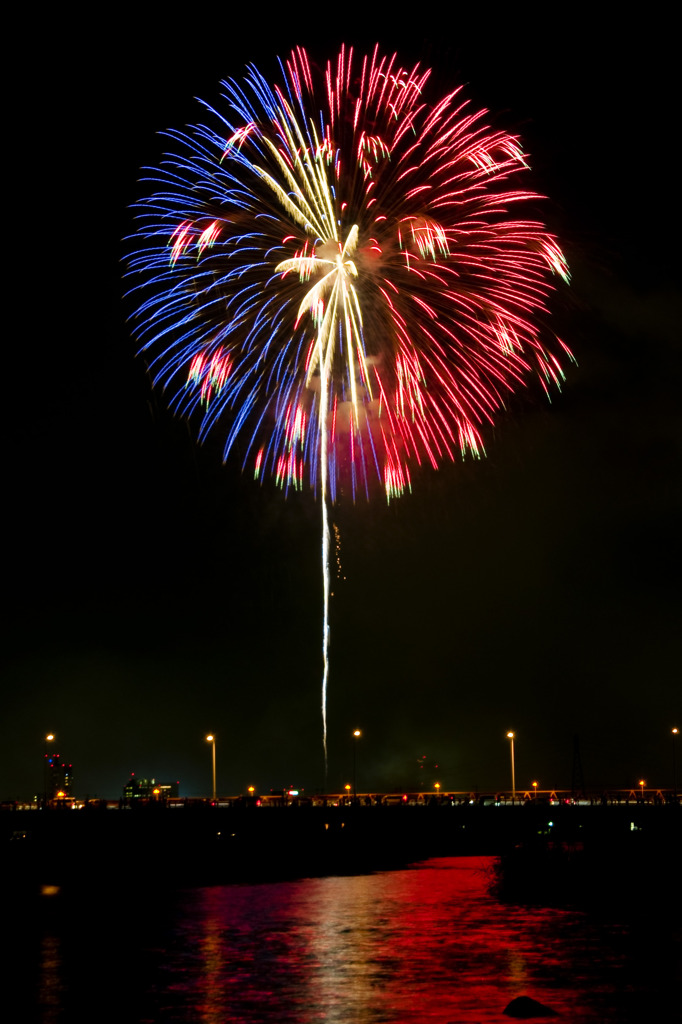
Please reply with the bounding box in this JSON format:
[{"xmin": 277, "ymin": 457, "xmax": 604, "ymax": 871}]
[
  {"xmin": 43, "ymin": 733, "xmax": 55, "ymax": 808},
  {"xmin": 673, "ymin": 728, "xmax": 679, "ymax": 800},
  {"xmin": 206, "ymin": 734, "xmax": 216, "ymax": 802},
  {"xmin": 352, "ymin": 729, "xmax": 361, "ymax": 800},
  {"xmin": 507, "ymin": 732, "xmax": 516, "ymax": 802},
  {"xmin": 639, "ymin": 779, "xmax": 645, "ymax": 802},
  {"xmin": 532, "ymin": 781, "xmax": 538, "ymax": 801}
]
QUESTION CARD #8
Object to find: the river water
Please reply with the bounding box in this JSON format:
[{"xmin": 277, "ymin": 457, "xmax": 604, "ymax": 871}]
[{"xmin": 12, "ymin": 857, "xmax": 679, "ymax": 1022}]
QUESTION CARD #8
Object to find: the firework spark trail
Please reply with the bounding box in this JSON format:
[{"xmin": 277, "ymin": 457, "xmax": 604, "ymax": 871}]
[
  {"xmin": 125, "ymin": 45, "xmax": 571, "ymax": 764},
  {"xmin": 320, "ymin": 354, "xmax": 331, "ymax": 776}
]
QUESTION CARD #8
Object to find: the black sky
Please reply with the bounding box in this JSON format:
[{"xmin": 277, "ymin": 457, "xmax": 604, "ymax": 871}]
[{"xmin": 4, "ymin": 9, "xmax": 679, "ymax": 801}]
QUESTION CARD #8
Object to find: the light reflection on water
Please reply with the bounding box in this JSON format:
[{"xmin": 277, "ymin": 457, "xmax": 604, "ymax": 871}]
[{"xmin": 16, "ymin": 856, "xmax": 679, "ymax": 1022}]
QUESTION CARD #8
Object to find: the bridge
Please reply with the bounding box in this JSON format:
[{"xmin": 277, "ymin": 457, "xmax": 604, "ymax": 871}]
[{"xmin": 7, "ymin": 785, "xmax": 678, "ymax": 812}]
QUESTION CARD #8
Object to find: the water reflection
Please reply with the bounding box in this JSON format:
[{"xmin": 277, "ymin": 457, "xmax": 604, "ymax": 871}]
[
  {"xmin": 37, "ymin": 933, "xmax": 63, "ymax": 1023},
  {"xmin": 150, "ymin": 857, "xmax": 675, "ymax": 1023},
  {"xmin": 20, "ymin": 856, "xmax": 679, "ymax": 1022}
]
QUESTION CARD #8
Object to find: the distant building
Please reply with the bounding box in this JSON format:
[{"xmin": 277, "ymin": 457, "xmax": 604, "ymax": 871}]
[{"xmin": 123, "ymin": 775, "xmax": 179, "ymax": 803}]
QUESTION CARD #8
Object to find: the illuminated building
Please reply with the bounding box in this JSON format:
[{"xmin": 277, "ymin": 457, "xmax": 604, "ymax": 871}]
[{"xmin": 123, "ymin": 775, "xmax": 179, "ymax": 803}]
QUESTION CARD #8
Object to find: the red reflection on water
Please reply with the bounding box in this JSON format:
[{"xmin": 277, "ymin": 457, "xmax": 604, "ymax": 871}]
[{"xmin": 168, "ymin": 857, "xmax": 612, "ymax": 1023}]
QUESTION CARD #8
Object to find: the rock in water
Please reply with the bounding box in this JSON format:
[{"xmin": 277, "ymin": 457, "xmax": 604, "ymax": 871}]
[{"xmin": 503, "ymin": 995, "xmax": 559, "ymax": 1018}]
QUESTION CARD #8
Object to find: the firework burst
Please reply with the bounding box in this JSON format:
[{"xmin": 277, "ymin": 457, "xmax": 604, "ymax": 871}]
[{"xmin": 125, "ymin": 46, "xmax": 571, "ymax": 764}]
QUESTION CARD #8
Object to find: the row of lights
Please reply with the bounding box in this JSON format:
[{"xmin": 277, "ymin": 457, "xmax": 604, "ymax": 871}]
[
  {"xmin": 507, "ymin": 728, "xmax": 680, "ymax": 800},
  {"xmin": 44, "ymin": 727, "xmax": 680, "ymax": 801},
  {"xmin": 206, "ymin": 727, "xmax": 681, "ymax": 801}
]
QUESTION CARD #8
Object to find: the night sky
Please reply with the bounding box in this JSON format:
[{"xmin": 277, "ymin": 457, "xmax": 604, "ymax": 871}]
[{"xmin": 4, "ymin": 10, "xmax": 679, "ymax": 802}]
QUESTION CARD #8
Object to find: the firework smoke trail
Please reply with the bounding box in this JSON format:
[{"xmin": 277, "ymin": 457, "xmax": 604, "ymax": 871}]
[{"xmin": 125, "ymin": 46, "xmax": 571, "ymax": 766}]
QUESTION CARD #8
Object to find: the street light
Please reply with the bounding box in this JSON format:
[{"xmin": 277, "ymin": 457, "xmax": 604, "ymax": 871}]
[
  {"xmin": 205, "ymin": 734, "xmax": 216, "ymax": 802},
  {"xmin": 672, "ymin": 728, "xmax": 679, "ymax": 799},
  {"xmin": 352, "ymin": 729, "xmax": 361, "ymax": 800},
  {"xmin": 639, "ymin": 779, "xmax": 646, "ymax": 802},
  {"xmin": 43, "ymin": 733, "xmax": 55, "ymax": 808},
  {"xmin": 532, "ymin": 781, "xmax": 538, "ymax": 800},
  {"xmin": 507, "ymin": 732, "xmax": 516, "ymax": 802}
]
